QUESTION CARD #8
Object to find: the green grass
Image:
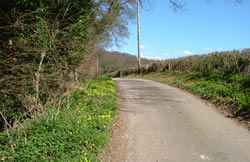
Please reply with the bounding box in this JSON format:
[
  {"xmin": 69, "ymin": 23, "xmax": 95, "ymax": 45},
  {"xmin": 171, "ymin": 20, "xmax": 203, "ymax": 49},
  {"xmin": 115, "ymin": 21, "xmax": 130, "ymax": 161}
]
[
  {"xmin": 0, "ymin": 77, "xmax": 117, "ymax": 161},
  {"xmin": 127, "ymin": 72, "xmax": 250, "ymax": 111}
]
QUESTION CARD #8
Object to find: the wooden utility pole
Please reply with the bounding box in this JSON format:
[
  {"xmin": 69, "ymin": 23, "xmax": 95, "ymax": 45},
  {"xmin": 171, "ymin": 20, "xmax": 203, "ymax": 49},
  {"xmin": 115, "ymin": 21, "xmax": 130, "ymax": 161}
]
[
  {"xmin": 137, "ymin": 1, "xmax": 141, "ymax": 74},
  {"xmin": 96, "ymin": 55, "xmax": 99, "ymax": 76}
]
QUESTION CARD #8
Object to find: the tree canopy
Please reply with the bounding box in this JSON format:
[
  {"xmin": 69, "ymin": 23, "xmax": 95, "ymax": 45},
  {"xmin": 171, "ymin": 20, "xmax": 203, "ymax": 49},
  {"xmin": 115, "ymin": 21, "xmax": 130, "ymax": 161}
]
[{"xmin": 0, "ymin": 0, "xmax": 137, "ymax": 129}]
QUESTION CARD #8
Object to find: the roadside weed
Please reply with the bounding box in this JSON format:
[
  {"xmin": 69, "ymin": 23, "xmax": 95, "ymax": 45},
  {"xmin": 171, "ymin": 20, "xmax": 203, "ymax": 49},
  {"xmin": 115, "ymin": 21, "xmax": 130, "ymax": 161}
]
[
  {"xmin": 128, "ymin": 72, "xmax": 249, "ymax": 111},
  {"xmin": 0, "ymin": 77, "xmax": 117, "ymax": 161}
]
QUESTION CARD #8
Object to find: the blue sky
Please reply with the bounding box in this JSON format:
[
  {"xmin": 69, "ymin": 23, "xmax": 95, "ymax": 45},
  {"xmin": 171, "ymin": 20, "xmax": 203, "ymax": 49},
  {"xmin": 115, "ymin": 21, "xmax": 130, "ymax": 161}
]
[{"xmin": 108, "ymin": 0, "xmax": 250, "ymax": 60}]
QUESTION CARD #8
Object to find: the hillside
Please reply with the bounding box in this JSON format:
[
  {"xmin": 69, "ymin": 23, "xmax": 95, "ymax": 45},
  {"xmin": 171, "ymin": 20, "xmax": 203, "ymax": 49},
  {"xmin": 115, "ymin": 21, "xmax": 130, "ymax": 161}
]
[{"xmin": 99, "ymin": 51, "xmax": 156, "ymax": 74}]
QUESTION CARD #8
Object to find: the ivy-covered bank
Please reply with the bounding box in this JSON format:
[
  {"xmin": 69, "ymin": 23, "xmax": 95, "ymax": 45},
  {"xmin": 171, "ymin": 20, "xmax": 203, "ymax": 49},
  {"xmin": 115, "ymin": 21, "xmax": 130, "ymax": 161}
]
[
  {"xmin": 0, "ymin": 77, "xmax": 117, "ymax": 161},
  {"xmin": 128, "ymin": 72, "xmax": 250, "ymax": 113}
]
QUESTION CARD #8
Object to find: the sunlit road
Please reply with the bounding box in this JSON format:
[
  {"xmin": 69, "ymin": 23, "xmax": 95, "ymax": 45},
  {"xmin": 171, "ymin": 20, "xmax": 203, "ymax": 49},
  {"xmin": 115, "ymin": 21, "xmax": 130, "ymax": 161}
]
[{"xmin": 113, "ymin": 78, "xmax": 250, "ymax": 162}]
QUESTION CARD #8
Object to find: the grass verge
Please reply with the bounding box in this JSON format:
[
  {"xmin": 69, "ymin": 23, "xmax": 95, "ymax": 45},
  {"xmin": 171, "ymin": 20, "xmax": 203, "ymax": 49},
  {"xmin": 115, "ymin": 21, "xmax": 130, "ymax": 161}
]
[
  {"xmin": 127, "ymin": 72, "xmax": 249, "ymax": 116},
  {"xmin": 0, "ymin": 77, "xmax": 117, "ymax": 161}
]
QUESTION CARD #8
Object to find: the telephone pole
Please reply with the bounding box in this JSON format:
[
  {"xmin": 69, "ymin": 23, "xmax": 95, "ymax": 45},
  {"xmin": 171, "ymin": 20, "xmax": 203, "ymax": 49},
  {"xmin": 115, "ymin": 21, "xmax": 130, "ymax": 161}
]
[
  {"xmin": 137, "ymin": 1, "xmax": 141, "ymax": 74},
  {"xmin": 96, "ymin": 55, "xmax": 99, "ymax": 76}
]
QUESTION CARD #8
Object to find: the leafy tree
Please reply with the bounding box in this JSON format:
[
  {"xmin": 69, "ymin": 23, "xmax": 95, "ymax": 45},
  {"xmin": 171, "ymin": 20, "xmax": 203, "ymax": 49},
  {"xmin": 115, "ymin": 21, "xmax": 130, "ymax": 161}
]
[{"xmin": 0, "ymin": 0, "xmax": 137, "ymax": 129}]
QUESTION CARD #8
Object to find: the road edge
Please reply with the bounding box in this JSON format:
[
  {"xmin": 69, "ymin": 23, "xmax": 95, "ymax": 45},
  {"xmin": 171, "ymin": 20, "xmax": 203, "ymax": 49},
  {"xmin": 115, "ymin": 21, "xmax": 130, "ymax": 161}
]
[{"xmin": 98, "ymin": 80, "xmax": 128, "ymax": 162}]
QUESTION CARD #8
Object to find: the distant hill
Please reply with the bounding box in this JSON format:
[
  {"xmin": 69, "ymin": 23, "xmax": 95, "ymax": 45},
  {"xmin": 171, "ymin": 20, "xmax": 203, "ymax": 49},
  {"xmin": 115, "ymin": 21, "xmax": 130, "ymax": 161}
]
[{"xmin": 99, "ymin": 51, "xmax": 156, "ymax": 74}]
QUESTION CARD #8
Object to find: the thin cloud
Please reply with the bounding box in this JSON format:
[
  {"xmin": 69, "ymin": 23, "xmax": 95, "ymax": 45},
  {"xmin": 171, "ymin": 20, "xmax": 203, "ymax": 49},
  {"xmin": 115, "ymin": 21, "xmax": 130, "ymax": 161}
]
[
  {"xmin": 141, "ymin": 51, "xmax": 162, "ymax": 60},
  {"xmin": 140, "ymin": 45, "xmax": 146, "ymax": 49},
  {"xmin": 142, "ymin": 51, "xmax": 154, "ymax": 55},
  {"xmin": 165, "ymin": 53, "xmax": 170, "ymax": 57},
  {"xmin": 165, "ymin": 53, "xmax": 174, "ymax": 59},
  {"xmin": 142, "ymin": 56, "xmax": 162, "ymax": 60},
  {"xmin": 205, "ymin": 48, "xmax": 213, "ymax": 51},
  {"xmin": 218, "ymin": 48, "xmax": 223, "ymax": 51},
  {"xmin": 183, "ymin": 50, "xmax": 192, "ymax": 55}
]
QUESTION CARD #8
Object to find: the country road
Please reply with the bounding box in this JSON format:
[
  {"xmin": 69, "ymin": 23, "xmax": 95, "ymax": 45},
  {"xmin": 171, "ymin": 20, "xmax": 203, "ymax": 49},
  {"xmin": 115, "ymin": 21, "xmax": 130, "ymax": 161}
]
[{"xmin": 113, "ymin": 78, "xmax": 250, "ymax": 162}]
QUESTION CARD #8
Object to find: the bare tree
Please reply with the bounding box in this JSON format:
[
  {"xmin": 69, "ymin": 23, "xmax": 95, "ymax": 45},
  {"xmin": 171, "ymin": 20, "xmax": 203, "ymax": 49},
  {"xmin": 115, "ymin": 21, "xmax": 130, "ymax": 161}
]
[{"xmin": 139, "ymin": 0, "xmax": 245, "ymax": 11}]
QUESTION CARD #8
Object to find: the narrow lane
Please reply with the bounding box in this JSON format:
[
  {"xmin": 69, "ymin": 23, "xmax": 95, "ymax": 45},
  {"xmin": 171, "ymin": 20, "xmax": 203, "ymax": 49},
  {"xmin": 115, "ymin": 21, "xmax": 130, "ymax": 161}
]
[{"xmin": 113, "ymin": 78, "xmax": 250, "ymax": 162}]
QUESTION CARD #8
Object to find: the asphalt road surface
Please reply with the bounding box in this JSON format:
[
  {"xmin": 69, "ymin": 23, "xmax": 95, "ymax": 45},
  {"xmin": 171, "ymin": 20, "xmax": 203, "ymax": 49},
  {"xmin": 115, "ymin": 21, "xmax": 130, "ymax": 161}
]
[{"xmin": 113, "ymin": 78, "xmax": 250, "ymax": 162}]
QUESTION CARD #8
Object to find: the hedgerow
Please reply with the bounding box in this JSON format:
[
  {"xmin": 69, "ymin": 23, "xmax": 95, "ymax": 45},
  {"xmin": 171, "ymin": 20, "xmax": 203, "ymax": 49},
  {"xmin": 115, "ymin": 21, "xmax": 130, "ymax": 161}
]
[
  {"xmin": 110, "ymin": 49, "xmax": 250, "ymax": 78},
  {"xmin": 0, "ymin": 0, "xmax": 136, "ymax": 131},
  {"xmin": 128, "ymin": 72, "xmax": 250, "ymax": 112}
]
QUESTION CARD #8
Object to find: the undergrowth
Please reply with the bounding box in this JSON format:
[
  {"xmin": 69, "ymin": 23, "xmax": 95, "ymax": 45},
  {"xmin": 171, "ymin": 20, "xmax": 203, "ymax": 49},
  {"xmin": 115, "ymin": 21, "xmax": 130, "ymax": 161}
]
[
  {"xmin": 0, "ymin": 77, "xmax": 117, "ymax": 161},
  {"xmin": 128, "ymin": 72, "xmax": 250, "ymax": 112}
]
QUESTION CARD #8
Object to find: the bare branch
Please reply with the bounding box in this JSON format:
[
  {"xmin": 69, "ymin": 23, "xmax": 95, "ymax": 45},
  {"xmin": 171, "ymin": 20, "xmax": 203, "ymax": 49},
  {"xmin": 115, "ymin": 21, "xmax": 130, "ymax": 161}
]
[
  {"xmin": 235, "ymin": 0, "xmax": 244, "ymax": 4},
  {"xmin": 169, "ymin": 0, "xmax": 185, "ymax": 11}
]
